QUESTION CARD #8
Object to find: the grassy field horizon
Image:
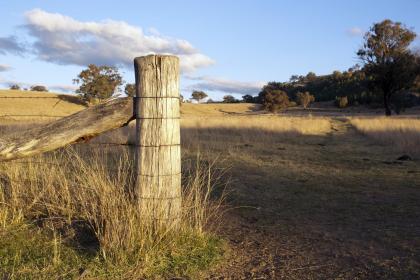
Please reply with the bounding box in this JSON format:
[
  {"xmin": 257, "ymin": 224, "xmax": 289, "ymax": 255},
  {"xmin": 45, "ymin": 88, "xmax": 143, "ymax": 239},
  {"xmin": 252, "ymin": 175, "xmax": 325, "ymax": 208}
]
[{"xmin": 2, "ymin": 88, "xmax": 420, "ymax": 118}]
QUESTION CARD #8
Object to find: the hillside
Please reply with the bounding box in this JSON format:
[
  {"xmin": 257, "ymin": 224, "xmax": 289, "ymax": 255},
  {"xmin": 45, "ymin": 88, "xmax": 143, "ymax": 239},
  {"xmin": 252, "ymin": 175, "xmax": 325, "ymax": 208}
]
[
  {"xmin": 0, "ymin": 90, "xmax": 263, "ymax": 119},
  {"xmin": 0, "ymin": 89, "xmax": 86, "ymax": 119},
  {"xmin": 1, "ymin": 90, "xmax": 419, "ymax": 121}
]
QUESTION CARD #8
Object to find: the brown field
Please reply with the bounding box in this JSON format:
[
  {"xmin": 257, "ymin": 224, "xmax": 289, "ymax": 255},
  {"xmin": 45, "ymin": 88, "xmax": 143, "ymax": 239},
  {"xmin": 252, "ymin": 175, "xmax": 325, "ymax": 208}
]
[
  {"xmin": 0, "ymin": 89, "xmax": 85, "ymax": 120},
  {"xmin": 0, "ymin": 91, "xmax": 419, "ymax": 279}
]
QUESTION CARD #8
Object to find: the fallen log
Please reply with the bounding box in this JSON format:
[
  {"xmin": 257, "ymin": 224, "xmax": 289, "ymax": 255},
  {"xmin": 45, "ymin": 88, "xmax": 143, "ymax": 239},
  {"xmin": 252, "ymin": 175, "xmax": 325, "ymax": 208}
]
[{"xmin": 0, "ymin": 97, "xmax": 134, "ymax": 161}]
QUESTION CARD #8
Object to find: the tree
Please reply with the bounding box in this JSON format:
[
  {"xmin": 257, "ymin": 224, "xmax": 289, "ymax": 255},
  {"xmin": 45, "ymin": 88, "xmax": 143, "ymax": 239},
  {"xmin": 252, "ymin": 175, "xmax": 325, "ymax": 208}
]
[
  {"xmin": 223, "ymin": 95, "xmax": 238, "ymax": 103},
  {"xmin": 9, "ymin": 84, "xmax": 20, "ymax": 90},
  {"xmin": 124, "ymin": 83, "xmax": 135, "ymax": 97},
  {"xmin": 357, "ymin": 19, "xmax": 420, "ymax": 115},
  {"xmin": 30, "ymin": 85, "xmax": 48, "ymax": 92},
  {"xmin": 262, "ymin": 90, "xmax": 290, "ymax": 112},
  {"xmin": 306, "ymin": 72, "xmax": 317, "ymax": 82},
  {"xmin": 242, "ymin": 94, "xmax": 255, "ymax": 103},
  {"xmin": 296, "ymin": 91, "xmax": 315, "ymax": 109},
  {"xmin": 191, "ymin": 90, "xmax": 208, "ymax": 103},
  {"xmin": 73, "ymin": 64, "xmax": 123, "ymax": 103},
  {"xmin": 289, "ymin": 75, "xmax": 300, "ymax": 83},
  {"xmin": 332, "ymin": 71, "xmax": 342, "ymax": 80}
]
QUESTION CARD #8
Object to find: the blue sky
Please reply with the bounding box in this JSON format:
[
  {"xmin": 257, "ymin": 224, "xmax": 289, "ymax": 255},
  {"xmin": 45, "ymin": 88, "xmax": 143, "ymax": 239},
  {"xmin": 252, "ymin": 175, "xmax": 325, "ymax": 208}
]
[{"xmin": 0, "ymin": 0, "xmax": 419, "ymax": 100}]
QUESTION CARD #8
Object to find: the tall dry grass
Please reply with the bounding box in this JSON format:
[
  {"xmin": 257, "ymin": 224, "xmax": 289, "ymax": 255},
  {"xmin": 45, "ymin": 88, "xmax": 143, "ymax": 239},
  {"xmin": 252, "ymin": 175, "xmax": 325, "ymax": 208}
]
[
  {"xmin": 0, "ymin": 114, "xmax": 330, "ymax": 277},
  {"xmin": 349, "ymin": 117, "xmax": 420, "ymax": 157},
  {"xmin": 0, "ymin": 146, "xmax": 225, "ymax": 278},
  {"xmin": 180, "ymin": 116, "xmax": 331, "ymax": 149},
  {"xmin": 181, "ymin": 116, "xmax": 331, "ymax": 135}
]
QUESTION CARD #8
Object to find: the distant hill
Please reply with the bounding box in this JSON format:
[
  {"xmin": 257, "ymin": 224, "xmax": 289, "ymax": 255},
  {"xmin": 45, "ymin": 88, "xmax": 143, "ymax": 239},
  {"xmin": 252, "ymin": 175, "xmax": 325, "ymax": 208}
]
[{"xmin": 0, "ymin": 90, "xmax": 263, "ymax": 120}]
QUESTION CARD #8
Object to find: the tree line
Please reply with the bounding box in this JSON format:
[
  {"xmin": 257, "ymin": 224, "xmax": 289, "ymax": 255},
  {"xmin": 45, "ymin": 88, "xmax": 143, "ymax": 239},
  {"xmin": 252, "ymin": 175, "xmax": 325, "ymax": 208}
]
[
  {"xmin": 252, "ymin": 19, "xmax": 420, "ymax": 115},
  {"xmin": 9, "ymin": 84, "xmax": 49, "ymax": 92},
  {"xmin": 177, "ymin": 20, "xmax": 420, "ymax": 115}
]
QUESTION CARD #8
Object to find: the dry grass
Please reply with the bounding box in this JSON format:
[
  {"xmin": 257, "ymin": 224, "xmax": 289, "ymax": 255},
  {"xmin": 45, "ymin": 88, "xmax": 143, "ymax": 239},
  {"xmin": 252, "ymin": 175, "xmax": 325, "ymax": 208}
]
[
  {"xmin": 181, "ymin": 116, "xmax": 331, "ymax": 134},
  {"xmin": 181, "ymin": 103, "xmax": 261, "ymax": 116},
  {"xmin": 180, "ymin": 116, "xmax": 331, "ymax": 150},
  {"xmin": 0, "ymin": 89, "xmax": 85, "ymax": 119},
  {"xmin": 1, "ymin": 97, "xmax": 420, "ymax": 278},
  {"xmin": 349, "ymin": 117, "xmax": 420, "ymax": 157},
  {"xmin": 0, "ymin": 146, "xmax": 225, "ymax": 279}
]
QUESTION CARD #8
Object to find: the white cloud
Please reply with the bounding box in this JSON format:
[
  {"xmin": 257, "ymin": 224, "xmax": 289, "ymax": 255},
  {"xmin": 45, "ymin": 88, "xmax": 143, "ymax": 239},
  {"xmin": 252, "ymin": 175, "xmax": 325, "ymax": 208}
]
[
  {"xmin": 185, "ymin": 76, "xmax": 265, "ymax": 95},
  {"xmin": 15, "ymin": 9, "xmax": 214, "ymax": 72},
  {"xmin": 49, "ymin": 84, "xmax": 78, "ymax": 92},
  {"xmin": 346, "ymin": 27, "xmax": 364, "ymax": 37},
  {"xmin": 0, "ymin": 64, "xmax": 12, "ymax": 72}
]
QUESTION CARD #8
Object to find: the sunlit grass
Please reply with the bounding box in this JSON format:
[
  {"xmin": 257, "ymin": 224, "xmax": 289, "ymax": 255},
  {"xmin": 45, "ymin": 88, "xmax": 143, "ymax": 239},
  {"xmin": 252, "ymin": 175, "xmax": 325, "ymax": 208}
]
[
  {"xmin": 0, "ymin": 89, "xmax": 84, "ymax": 120},
  {"xmin": 349, "ymin": 117, "xmax": 420, "ymax": 157},
  {"xmin": 0, "ymin": 147, "xmax": 225, "ymax": 279}
]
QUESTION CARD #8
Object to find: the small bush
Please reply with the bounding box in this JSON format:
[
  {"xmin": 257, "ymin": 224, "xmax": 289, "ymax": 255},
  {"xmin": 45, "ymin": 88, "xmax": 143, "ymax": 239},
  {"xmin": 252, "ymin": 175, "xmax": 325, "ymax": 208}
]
[
  {"xmin": 9, "ymin": 84, "xmax": 20, "ymax": 90},
  {"xmin": 262, "ymin": 90, "xmax": 290, "ymax": 112},
  {"xmin": 222, "ymin": 95, "xmax": 239, "ymax": 103},
  {"xmin": 30, "ymin": 85, "xmax": 48, "ymax": 92},
  {"xmin": 289, "ymin": 101, "xmax": 297, "ymax": 107},
  {"xmin": 124, "ymin": 83, "xmax": 135, "ymax": 97},
  {"xmin": 242, "ymin": 94, "xmax": 255, "ymax": 103},
  {"xmin": 335, "ymin": 96, "xmax": 348, "ymax": 108},
  {"xmin": 296, "ymin": 91, "xmax": 315, "ymax": 109}
]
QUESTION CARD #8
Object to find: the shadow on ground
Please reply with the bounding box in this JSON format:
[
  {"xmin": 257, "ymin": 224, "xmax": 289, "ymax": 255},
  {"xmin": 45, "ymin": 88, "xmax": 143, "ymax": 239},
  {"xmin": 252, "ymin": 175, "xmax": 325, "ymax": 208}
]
[{"xmin": 181, "ymin": 119, "xmax": 420, "ymax": 279}]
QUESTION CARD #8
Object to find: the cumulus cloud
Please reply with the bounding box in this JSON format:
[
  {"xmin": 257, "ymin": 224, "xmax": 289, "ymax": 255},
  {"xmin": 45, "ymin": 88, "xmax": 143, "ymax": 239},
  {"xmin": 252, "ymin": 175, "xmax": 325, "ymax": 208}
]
[
  {"xmin": 0, "ymin": 64, "xmax": 12, "ymax": 72},
  {"xmin": 346, "ymin": 27, "xmax": 364, "ymax": 37},
  {"xmin": 0, "ymin": 36, "xmax": 26, "ymax": 55},
  {"xmin": 17, "ymin": 9, "xmax": 213, "ymax": 72},
  {"xmin": 185, "ymin": 76, "xmax": 265, "ymax": 95}
]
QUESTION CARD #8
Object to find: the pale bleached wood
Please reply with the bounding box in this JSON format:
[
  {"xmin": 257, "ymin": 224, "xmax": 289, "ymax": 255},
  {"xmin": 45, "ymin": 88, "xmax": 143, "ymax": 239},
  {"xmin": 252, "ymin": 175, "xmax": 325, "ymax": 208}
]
[
  {"xmin": 133, "ymin": 55, "xmax": 181, "ymax": 228},
  {"xmin": 0, "ymin": 98, "xmax": 133, "ymax": 161}
]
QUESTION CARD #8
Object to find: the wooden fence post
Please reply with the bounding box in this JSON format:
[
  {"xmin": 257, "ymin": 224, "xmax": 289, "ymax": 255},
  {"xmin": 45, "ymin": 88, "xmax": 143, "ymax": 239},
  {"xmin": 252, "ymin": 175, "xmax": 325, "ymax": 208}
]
[{"xmin": 133, "ymin": 55, "xmax": 181, "ymax": 228}]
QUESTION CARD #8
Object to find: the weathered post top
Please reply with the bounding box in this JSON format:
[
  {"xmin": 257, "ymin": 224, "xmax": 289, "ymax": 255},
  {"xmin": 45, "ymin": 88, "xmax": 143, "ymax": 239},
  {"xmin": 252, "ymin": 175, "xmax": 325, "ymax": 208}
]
[{"xmin": 133, "ymin": 54, "xmax": 181, "ymax": 229}]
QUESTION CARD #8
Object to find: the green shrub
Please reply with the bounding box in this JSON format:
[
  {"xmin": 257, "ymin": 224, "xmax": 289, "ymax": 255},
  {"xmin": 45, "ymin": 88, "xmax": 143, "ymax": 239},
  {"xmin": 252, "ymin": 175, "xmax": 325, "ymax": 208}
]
[
  {"xmin": 9, "ymin": 84, "xmax": 20, "ymax": 90},
  {"xmin": 262, "ymin": 90, "xmax": 290, "ymax": 112},
  {"xmin": 242, "ymin": 94, "xmax": 256, "ymax": 103},
  {"xmin": 335, "ymin": 96, "xmax": 348, "ymax": 108},
  {"xmin": 222, "ymin": 95, "xmax": 239, "ymax": 103},
  {"xmin": 296, "ymin": 91, "xmax": 315, "ymax": 109},
  {"xmin": 30, "ymin": 85, "xmax": 48, "ymax": 92},
  {"xmin": 124, "ymin": 83, "xmax": 135, "ymax": 97}
]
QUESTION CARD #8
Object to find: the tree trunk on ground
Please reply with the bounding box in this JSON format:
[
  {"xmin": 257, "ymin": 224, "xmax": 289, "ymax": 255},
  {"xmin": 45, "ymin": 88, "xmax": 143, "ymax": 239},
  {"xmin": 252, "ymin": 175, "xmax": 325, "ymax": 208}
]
[{"xmin": 0, "ymin": 98, "xmax": 133, "ymax": 161}]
